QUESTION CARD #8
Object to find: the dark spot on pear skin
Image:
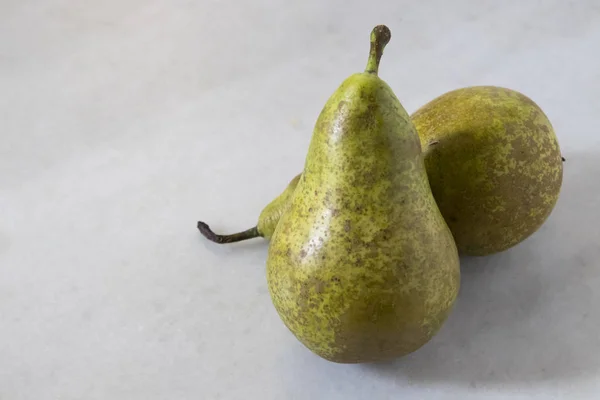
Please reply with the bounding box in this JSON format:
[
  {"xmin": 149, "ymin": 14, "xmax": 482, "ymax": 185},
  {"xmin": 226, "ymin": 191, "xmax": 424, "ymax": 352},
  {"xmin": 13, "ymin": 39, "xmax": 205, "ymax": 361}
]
[
  {"xmin": 315, "ymin": 281, "xmax": 326, "ymax": 294},
  {"xmin": 344, "ymin": 220, "xmax": 351, "ymax": 232}
]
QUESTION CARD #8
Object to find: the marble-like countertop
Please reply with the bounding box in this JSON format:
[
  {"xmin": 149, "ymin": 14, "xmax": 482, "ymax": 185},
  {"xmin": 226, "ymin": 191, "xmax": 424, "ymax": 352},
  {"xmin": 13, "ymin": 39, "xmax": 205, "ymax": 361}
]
[{"xmin": 2, "ymin": 1, "xmax": 599, "ymax": 399}]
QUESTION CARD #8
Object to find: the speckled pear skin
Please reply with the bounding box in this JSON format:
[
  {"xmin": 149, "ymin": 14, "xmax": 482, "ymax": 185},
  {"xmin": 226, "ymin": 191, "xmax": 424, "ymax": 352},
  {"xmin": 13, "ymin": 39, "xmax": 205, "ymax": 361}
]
[
  {"xmin": 266, "ymin": 26, "xmax": 460, "ymax": 364},
  {"xmin": 257, "ymin": 174, "xmax": 302, "ymax": 239},
  {"xmin": 413, "ymin": 86, "xmax": 563, "ymax": 256}
]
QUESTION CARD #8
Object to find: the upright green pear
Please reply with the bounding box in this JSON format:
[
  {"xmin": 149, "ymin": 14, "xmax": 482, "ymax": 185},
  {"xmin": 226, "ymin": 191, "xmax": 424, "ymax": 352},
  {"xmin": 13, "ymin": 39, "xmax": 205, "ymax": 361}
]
[{"xmin": 266, "ymin": 25, "xmax": 460, "ymax": 363}]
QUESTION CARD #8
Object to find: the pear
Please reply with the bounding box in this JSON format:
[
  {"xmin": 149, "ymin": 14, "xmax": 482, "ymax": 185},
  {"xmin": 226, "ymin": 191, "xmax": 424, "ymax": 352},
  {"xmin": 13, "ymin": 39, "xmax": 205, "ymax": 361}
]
[
  {"xmin": 197, "ymin": 174, "xmax": 301, "ymax": 243},
  {"xmin": 266, "ymin": 25, "xmax": 460, "ymax": 363},
  {"xmin": 413, "ymin": 86, "xmax": 563, "ymax": 255}
]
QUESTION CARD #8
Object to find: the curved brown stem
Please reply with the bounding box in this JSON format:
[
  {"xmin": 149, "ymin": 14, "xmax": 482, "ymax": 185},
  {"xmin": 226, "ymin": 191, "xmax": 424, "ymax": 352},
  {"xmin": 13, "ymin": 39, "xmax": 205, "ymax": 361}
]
[
  {"xmin": 197, "ymin": 221, "xmax": 261, "ymax": 244},
  {"xmin": 365, "ymin": 25, "xmax": 391, "ymax": 75}
]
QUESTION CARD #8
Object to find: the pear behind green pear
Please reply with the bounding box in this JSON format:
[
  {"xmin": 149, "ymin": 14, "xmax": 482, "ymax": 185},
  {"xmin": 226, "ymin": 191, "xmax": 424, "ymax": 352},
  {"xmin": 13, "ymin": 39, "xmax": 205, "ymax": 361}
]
[
  {"xmin": 413, "ymin": 86, "xmax": 563, "ymax": 255},
  {"xmin": 197, "ymin": 174, "xmax": 301, "ymax": 243},
  {"xmin": 198, "ymin": 86, "xmax": 563, "ymax": 256},
  {"xmin": 266, "ymin": 25, "xmax": 460, "ymax": 363}
]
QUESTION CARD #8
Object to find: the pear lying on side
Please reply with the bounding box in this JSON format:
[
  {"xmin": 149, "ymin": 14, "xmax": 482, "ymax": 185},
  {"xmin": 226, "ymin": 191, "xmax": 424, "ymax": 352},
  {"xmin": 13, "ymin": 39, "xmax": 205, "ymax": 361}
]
[
  {"xmin": 413, "ymin": 86, "xmax": 563, "ymax": 255},
  {"xmin": 198, "ymin": 87, "xmax": 563, "ymax": 256},
  {"xmin": 197, "ymin": 174, "xmax": 301, "ymax": 243},
  {"xmin": 266, "ymin": 25, "xmax": 460, "ymax": 363}
]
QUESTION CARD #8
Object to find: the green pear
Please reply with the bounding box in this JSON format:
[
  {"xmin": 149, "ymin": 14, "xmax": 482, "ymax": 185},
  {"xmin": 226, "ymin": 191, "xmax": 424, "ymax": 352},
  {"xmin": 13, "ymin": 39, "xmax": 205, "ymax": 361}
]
[
  {"xmin": 197, "ymin": 174, "xmax": 301, "ymax": 243},
  {"xmin": 266, "ymin": 25, "xmax": 460, "ymax": 363},
  {"xmin": 413, "ymin": 86, "xmax": 563, "ymax": 255}
]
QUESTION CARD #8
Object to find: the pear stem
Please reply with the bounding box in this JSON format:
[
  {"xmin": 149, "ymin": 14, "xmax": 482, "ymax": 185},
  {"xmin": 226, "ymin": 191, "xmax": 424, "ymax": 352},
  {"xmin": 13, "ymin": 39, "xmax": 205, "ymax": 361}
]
[
  {"xmin": 197, "ymin": 221, "xmax": 261, "ymax": 244},
  {"xmin": 365, "ymin": 25, "xmax": 391, "ymax": 75}
]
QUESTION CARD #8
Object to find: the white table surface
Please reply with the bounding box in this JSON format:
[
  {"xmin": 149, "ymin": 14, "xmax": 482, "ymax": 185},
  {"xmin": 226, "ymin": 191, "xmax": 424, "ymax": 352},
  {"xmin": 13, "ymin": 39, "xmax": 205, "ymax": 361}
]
[{"xmin": 2, "ymin": 1, "xmax": 600, "ymax": 399}]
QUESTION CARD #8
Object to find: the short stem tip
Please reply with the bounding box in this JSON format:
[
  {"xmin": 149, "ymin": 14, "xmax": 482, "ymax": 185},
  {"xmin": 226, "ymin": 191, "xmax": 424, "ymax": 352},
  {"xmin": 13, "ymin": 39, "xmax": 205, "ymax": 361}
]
[
  {"xmin": 197, "ymin": 221, "xmax": 261, "ymax": 244},
  {"xmin": 365, "ymin": 25, "xmax": 392, "ymax": 75}
]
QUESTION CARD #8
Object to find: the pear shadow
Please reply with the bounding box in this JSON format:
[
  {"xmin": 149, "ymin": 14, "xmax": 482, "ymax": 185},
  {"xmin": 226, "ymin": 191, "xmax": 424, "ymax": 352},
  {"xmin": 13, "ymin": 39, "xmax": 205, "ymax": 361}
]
[{"xmin": 360, "ymin": 150, "xmax": 600, "ymax": 385}]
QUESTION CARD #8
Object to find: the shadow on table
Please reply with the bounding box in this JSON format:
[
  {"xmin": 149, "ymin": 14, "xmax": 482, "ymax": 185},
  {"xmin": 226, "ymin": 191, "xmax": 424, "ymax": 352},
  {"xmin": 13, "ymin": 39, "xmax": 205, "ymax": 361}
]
[{"xmin": 364, "ymin": 151, "xmax": 600, "ymax": 384}]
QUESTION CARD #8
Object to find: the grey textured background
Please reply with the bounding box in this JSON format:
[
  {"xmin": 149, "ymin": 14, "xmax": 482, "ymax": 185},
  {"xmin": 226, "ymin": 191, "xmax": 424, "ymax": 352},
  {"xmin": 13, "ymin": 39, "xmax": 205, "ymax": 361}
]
[{"xmin": 1, "ymin": 1, "xmax": 599, "ymax": 399}]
